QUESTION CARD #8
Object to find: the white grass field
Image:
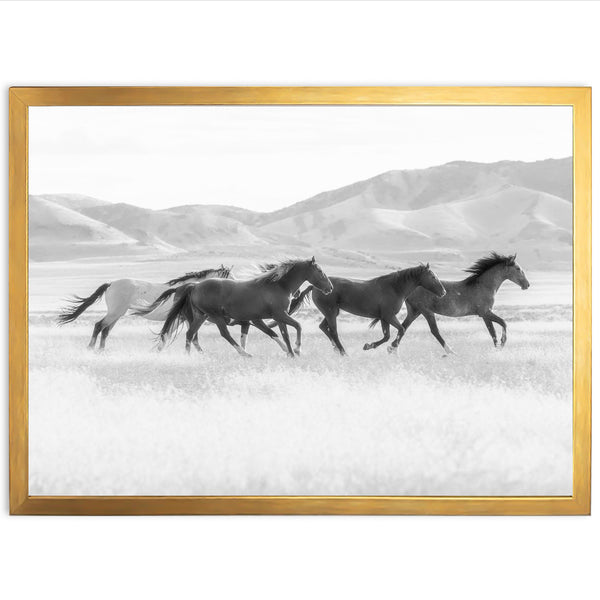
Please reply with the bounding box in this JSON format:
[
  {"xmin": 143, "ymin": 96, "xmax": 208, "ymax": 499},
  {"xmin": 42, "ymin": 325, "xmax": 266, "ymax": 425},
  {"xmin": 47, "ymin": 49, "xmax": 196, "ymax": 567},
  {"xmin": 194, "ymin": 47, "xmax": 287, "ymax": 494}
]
[{"xmin": 28, "ymin": 263, "xmax": 573, "ymax": 496}]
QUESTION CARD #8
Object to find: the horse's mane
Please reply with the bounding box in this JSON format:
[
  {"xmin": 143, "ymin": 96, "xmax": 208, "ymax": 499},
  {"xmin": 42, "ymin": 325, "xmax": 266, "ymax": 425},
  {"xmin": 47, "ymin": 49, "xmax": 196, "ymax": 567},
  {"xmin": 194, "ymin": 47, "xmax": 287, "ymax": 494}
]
[
  {"xmin": 463, "ymin": 252, "xmax": 516, "ymax": 285},
  {"xmin": 166, "ymin": 265, "xmax": 231, "ymax": 286},
  {"xmin": 390, "ymin": 263, "xmax": 429, "ymax": 285},
  {"xmin": 253, "ymin": 259, "xmax": 305, "ymax": 284},
  {"xmin": 257, "ymin": 262, "xmax": 278, "ymax": 273},
  {"xmin": 373, "ymin": 263, "xmax": 427, "ymax": 284}
]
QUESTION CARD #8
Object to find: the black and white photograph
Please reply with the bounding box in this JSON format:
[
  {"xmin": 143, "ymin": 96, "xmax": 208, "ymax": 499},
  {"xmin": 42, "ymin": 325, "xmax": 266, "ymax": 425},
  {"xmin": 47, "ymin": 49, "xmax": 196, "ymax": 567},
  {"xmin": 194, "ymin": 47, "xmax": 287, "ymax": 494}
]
[{"xmin": 27, "ymin": 104, "xmax": 573, "ymax": 497}]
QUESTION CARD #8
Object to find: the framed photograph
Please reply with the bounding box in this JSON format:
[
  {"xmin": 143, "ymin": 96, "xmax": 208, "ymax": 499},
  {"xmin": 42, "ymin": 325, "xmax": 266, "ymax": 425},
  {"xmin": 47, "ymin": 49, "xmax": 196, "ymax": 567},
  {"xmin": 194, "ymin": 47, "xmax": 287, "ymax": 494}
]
[{"xmin": 9, "ymin": 87, "xmax": 590, "ymax": 515}]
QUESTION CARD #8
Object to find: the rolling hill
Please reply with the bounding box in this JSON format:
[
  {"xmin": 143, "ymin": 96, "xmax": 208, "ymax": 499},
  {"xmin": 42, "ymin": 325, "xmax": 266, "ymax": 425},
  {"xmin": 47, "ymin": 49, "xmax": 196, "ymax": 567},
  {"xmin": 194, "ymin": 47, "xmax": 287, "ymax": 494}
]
[
  {"xmin": 28, "ymin": 196, "xmax": 142, "ymax": 261},
  {"xmin": 28, "ymin": 157, "xmax": 573, "ymax": 268}
]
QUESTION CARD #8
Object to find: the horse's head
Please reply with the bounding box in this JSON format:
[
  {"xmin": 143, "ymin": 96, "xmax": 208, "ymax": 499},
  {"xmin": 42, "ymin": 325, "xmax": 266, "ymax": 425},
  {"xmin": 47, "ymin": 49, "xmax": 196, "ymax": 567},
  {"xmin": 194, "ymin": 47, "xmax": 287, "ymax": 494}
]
[
  {"xmin": 419, "ymin": 263, "xmax": 446, "ymax": 298},
  {"xmin": 306, "ymin": 257, "xmax": 333, "ymax": 294},
  {"xmin": 505, "ymin": 256, "xmax": 530, "ymax": 290}
]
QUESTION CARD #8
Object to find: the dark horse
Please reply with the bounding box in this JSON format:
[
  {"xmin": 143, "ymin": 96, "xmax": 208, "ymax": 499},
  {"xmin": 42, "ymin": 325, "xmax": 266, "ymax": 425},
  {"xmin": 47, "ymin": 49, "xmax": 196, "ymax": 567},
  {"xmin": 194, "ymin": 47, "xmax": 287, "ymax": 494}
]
[
  {"xmin": 157, "ymin": 257, "xmax": 333, "ymax": 357},
  {"xmin": 289, "ymin": 264, "xmax": 446, "ymax": 355},
  {"xmin": 133, "ymin": 263, "xmax": 303, "ymax": 354},
  {"xmin": 396, "ymin": 252, "xmax": 530, "ymax": 354}
]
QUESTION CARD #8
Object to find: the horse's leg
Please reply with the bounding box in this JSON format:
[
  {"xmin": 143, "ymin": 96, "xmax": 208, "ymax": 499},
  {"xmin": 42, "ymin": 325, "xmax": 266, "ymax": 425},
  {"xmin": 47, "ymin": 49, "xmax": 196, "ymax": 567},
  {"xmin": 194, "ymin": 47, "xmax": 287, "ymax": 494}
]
[
  {"xmin": 251, "ymin": 319, "xmax": 288, "ymax": 354},
  {"xmin": 88, "ymin": 294, "xmax": 124, "ymax": 350},
  {"xmin": 213, "ymin": 316, "xmax": 252, "ymax": 357},
  {"xmin": 273, "ymin": 312, "xmax": 302, "ymax": 355},
  {"xmin": 240, "ymin": 322, "xmax": 250, "ymax": 350},
  {"xmin": 276, "ymin": 322, "xmax": 296, "ymax": 358},
  {"xmin": 422, "ymin": 311, "xmax": 455, "ymax": 355},
  {"xmin": 363, "ymin": 320, "xmax": 390, "ymax": 351},
  {"xmin": 182, "ymin": 302, "xmax": 204, "ymax": 353},
  {"xmin": 387, "ymin": 308, "xmax": 421, "ymax": 354},
  {"xmin": 400, "ymin": 304, "xmax": 421, "ymax": 339},
  {"xmin": 98, "ymin": 320, "xmax": 118, "ymax": 351},
  {"xmin": 95, "ymin": 289, "xmax": 131, "ymax": 351},
  {"xmin": 487, "ymin": 311, "xmax": 507, "ymax": 347},
  {"xmin": 88, "ymin": 319, "xmax": 104, "ymax": 350},
  {"xmin": 482, "ymin": 316, "xmax": 498, "ymax": 347},
  {"xmin": 323, "ymin": 310, "xmax": 346, "ymax": 356},
  {"xmin": 385, "ymin": 314, "xmax": 406, "ymax": 354},
  {"xmin": 185, "ymin": 314, "xmax": 208, "ymax": 354},
  {"xmin": 318, "ymin": 318, "xmax": 337, "ymax": 349},
  {"xmin": 191, "ymin": 332, "xmax": 203, "ymax": 353},
  {"xmin": 98, "ymin": 325, "xmax": 110, "ymax": 350}
]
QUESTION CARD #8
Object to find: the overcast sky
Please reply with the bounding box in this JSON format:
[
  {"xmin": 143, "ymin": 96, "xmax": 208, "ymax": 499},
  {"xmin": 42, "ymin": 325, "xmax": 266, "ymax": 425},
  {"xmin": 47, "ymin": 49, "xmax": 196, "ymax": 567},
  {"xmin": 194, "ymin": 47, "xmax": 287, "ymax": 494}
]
[{"xmin": 29, "ymin": 105, "xmax": 572, "ymax": 212}]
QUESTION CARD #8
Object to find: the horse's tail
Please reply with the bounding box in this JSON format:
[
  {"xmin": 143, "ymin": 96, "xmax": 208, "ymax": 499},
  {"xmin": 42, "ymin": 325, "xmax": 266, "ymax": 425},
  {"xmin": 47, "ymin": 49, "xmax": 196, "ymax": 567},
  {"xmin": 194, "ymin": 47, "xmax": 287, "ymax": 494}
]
[
  {"xmin": 266, "ymin": 285, "xmax": 314, "ymax": 328},
  {"xmin": 368, "ymin": 318, "xmax": 380, "ymax": 329},
  {"xmin": 158, "ymin": 286, "xmax": 193, "ymax": 343},
  {"xmin": 132, "ymin": 287, "xmax": 178, "ymax": 317},
  {"xmin": 57, "ymin": 283, "xmax": 110, "ymax": 325}
]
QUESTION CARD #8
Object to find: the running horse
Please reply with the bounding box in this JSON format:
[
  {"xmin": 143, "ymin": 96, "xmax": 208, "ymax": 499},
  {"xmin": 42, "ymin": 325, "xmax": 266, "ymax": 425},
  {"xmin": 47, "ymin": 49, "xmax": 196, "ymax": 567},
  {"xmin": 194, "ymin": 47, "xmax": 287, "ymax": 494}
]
[
  {"xmin": 288, "ymin": 264, "xmax": 446, "ymax": 355},
  {"xmin": 157, "ymin": 257, "xmax": 333, "ymax": 357},
  {"xmin": 397, "ymin": 252, "xmax": 530, "ymax": 354},
  {"xmin": 133, "ymin": 263, "xmax": 304, "ymax": 354},
  {"xmin": 57, "ymin": 266, "xmax": 232, "ymax": 350}
]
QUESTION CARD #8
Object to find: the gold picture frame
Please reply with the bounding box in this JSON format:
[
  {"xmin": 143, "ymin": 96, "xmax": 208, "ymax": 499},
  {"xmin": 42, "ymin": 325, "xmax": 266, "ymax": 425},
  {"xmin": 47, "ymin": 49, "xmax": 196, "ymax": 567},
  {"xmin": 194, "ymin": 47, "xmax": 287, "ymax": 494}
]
[{"xmin": 9, "ymin": 86, "xmax": 591, "ymax": 515}]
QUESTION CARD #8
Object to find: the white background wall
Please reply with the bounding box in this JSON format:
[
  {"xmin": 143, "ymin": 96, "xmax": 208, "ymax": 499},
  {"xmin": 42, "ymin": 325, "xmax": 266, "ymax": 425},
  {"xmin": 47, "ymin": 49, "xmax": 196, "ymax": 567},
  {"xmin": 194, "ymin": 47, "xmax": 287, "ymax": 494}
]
[{"xmin": 0, "ymin": 2, "xmax": 597, "ymax": 598}]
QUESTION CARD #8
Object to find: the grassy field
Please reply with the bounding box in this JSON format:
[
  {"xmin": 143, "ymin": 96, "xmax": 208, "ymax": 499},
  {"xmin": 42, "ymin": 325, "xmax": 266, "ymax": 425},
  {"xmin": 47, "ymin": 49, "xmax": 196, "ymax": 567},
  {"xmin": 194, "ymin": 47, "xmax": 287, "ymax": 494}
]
[{"xmin": 28, "ymin": 300, "xmax": 573, "ymax": 496}]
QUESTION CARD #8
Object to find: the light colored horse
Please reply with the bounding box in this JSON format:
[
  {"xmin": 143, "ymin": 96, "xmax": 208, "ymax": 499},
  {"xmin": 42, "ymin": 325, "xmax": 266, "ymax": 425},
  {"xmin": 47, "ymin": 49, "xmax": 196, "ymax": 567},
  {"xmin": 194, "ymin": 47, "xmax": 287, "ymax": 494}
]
[{"xmin": 58, "ymin": 266, "xmax": 232, "ymax": 350}]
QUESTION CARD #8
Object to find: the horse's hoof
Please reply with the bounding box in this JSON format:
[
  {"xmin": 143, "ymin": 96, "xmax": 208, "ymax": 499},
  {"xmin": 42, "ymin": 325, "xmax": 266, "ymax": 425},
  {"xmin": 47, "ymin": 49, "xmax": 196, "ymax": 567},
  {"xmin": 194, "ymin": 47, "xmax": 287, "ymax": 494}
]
[
  {"xmin": 294, "ymin": 348, "xmax": 301, "ymax": 356},
  {"xmin": 287, "ymin": 352, "xmax": 296, "ymax": 359},
  {"xmin": 363, "ymin": 343, "xmax": 371, "ymax": 351},
  {"xmin": 387, "ymin": 346, "xmax": 397, "ymax": 354}
]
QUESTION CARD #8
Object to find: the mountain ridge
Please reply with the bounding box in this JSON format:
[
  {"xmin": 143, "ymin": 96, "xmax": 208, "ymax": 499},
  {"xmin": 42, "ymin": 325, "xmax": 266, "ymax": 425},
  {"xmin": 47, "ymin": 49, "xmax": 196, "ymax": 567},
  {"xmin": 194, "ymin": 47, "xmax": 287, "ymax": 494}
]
[{"xmin": 28, "ymin": 157, "xmax": 573, "ymax": 268}]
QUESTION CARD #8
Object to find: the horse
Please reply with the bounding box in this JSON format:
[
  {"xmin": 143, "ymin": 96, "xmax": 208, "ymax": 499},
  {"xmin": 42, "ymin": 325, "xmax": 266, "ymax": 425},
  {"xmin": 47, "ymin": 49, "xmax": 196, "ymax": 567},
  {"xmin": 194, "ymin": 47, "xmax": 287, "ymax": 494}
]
[
  {"xmin": 132, "ymin": 263, "xmax": 303, "ymax": 354},
  {"xmin": 288, "ymin": 264, "xmax": 446, "ymax": 355},
  {"xmin": 396, "ymin": 252, "xmax": 530, "ymax": 354},
  {"xmin": 157, "ymin": 257, "xmax": 333, "ymax": 357},
  {"xmin": 57, "ymin": 265, "xmax": 232, "ymax": 350}
]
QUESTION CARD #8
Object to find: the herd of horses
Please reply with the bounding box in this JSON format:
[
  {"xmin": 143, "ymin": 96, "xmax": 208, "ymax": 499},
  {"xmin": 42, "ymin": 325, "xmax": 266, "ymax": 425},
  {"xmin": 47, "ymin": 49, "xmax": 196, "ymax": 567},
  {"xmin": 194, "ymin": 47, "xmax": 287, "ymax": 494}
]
[{"xmin": 58, "ymin": 252, "xmax": 530, "ymax": 357}]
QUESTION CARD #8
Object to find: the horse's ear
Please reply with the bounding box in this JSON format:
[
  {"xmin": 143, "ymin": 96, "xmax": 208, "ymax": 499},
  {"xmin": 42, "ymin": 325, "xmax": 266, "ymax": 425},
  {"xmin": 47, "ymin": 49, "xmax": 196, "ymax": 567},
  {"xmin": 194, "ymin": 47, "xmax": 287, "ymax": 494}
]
[
  {"xmin": 426, "ymin": 262, "xmax": 430, "ymax": 269},
  {"xmin": 311, "ymin": 256, "xmax": 315, "ymax": 264}
]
